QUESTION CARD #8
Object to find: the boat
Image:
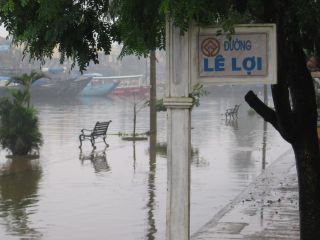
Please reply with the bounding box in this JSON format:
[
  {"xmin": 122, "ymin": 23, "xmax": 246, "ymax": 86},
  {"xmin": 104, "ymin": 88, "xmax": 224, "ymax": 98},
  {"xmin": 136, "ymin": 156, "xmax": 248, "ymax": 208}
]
[
  {"xmin": 41, "ymin": 66, "xmax": 66, "ymax": 74},
  {"xmin": 79, "ymin": 75, "xmax": 120, "ymax": 97},
  {"xmin": 110, "ymin": 74, "xmax": 150, "ymax": 97},
  {"xmin": 0, "ymin": 76, "xmax": 10, "ymax": 96},
  {"xmin": 30, "ymin": 76, "xmax": 92, "ymax": 98},
  {"xmin": 0, "ymin": 76, "xmax": 10, "ymax": 83},
  {"xmin": 0, "ymin": 67, "xmax": 92, "ymax": 98}
]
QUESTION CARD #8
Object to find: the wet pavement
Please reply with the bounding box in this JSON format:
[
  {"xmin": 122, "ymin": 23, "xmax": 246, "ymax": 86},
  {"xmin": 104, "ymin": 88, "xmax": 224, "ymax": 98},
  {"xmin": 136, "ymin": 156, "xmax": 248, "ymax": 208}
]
[{"xmin": 192, "ymin": 149, "xmax": 299, "ymax": 240}]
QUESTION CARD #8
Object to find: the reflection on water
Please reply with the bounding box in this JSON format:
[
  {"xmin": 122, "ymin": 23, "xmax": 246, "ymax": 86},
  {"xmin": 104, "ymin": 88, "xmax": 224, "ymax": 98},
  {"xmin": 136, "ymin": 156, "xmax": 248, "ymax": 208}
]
[
  {"xmin": 133, "ymin": 141, "xmax": 137, "ymax": 172},
  {"xmin": 262, "ymin": 120, "xmax": 268, "ymax": 170},
  {"xmin": 225, "ymin": 118, "xmax": 238, "ymax": 130},
  {"xmin": 262, "ymin": 85, "xmax": 268, "ymax": 170},
  {"xmin": 146, "ymin": 133, "xmax": 157, "ymax": 240},
  {"xmin": 154, "ymin": 143, "xmax": 167, "ymax": 158},
  {"xmin": 154, "ymin": 143, "xmax": 207, "ymax": 167},
  {"xmin": 0, "ymin": 87, "xmax": 290, "ymax": 239},
  {"xmin": 0, "ymin": 157, "xmax": 42, "ymax": 239},
  {"xmin": 79, "ymin": 148, "xmax": 110, "ymax": 173}
]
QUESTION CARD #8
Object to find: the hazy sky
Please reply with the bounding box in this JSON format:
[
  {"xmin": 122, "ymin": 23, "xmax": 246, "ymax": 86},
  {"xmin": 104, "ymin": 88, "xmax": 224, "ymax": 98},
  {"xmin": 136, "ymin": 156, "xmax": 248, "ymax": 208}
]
[{"xmin": 0, "ymin": 24, "xmax": 8, "ymax": 38}]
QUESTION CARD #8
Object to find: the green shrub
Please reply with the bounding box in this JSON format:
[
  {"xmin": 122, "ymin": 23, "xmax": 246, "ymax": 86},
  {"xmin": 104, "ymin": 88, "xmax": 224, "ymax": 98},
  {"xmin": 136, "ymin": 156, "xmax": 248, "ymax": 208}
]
[
  {"xmin": 0, "ymin": 96, "xmax": 42, "ymax": 156},
  {"xmin": 0, "ymin": 71, "xmax": 44, "ymax": 155},
  {"xmin": 156, "ymin": 99, "xmax": 167, "ymax": 112}
]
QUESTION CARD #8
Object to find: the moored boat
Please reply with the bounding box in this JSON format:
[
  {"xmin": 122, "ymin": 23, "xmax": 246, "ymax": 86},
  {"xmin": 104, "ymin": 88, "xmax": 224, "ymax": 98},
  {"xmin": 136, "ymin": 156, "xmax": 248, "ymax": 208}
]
[
  {"xmin": 0, "ymin": 68, "xmax": 92, "ymax": 98},
  {"xmin": 111, "ymin": 84, "xmax": 150, "ymax": 96},
  {"xmin": 30, "ymin": 76, "xmax": 92, "ymax": 98},
  {"xmin": 110, "ymin": 74, "xmax": 150, "ymax": 97},
  {"xmin": 0, "ymin": 76, "xmax": 10, "ymax": 96},
  {"xmin": 79, "ymin": 76, "xmax": 120, "ymax": 97}
]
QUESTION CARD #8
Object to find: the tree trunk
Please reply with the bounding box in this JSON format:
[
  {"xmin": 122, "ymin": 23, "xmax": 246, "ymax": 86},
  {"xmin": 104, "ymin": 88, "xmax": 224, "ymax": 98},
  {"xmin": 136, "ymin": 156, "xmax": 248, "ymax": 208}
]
[
  {"xmin": 245, "ymin": 5, "xmax": 320, "ymax": 237},
  {"xmin": 293, "ymin": 137, "xmax": 320, "ymax": 239},
  {"xmin": 289, "ymin": 50, "xmax": 320, "ymax": 237},
  {"xmin": 133, "ymin": 102, "xmax": 137, "ymax": 139},
  {"xmin": 246, "ymin": 70, "xmax": 320, "ymax": 240},
  {"xmin": 148, "ymin": 50, "xmax": 157, "ymax": 240},
  {"xmin": 149, "ymin": 50, "xmax": 157, "ymax": 136},
  {"xmin": 147, "ymin": 128, "xmax": 157, "ymax": 239}
]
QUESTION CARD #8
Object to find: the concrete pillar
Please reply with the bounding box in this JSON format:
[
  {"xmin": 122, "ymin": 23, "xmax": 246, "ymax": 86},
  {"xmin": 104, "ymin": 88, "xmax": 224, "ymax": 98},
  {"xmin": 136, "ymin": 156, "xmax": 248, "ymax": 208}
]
[{"xmin": 164, "ymin": 21, "xmax": 193, "ymax": 240}]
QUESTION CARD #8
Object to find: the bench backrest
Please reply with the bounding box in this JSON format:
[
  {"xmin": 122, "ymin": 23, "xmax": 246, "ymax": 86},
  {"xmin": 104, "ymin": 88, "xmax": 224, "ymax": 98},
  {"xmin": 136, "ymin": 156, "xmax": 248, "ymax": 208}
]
[
  {"xmin": 92, "ymin": 121, "xmax": 112, "ymax": 136},
  {"xmin": 234, "ymin": 104, "xmax": 240, "ymax": 112}
]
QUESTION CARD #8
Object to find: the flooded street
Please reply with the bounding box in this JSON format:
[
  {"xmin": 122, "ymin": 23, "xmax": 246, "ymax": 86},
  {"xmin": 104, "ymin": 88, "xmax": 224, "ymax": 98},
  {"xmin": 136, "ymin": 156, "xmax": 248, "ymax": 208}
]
[{"xmin": 0, "ymin": 86, "xmax": 290, "ymax": 240}]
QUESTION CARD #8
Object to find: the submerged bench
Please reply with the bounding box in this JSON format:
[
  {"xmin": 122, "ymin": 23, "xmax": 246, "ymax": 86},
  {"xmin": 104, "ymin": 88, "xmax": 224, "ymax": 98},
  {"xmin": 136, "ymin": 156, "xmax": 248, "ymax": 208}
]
[
  {"xmin": 79, "ymin": 121, "xmax": 112, "ymax": 149},
  {"xmin": 225, "ymin": 104, "xmax": 241, "ymax": 119}
]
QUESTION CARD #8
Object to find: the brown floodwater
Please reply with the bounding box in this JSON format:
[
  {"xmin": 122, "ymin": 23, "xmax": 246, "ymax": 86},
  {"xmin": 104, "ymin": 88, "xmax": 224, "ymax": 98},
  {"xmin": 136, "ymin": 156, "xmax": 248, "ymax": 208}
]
[{"xmin": 0, "ymin": 86, "xmax": 290, "ymax": 239}]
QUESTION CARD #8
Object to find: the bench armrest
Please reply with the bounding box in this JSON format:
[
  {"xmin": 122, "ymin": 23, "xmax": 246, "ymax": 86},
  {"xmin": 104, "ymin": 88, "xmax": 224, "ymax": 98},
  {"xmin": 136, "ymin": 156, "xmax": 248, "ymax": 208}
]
[{"xmin": 81, "ymin": 129, "xmax": 92, "ymax": 134}]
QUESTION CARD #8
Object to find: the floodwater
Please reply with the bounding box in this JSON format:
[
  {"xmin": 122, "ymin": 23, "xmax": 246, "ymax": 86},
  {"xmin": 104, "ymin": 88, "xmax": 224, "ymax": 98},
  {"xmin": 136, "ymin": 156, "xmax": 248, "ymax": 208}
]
[{"xmin": 0, "ymin": 86, "xmax": 290, "ymax": 240}]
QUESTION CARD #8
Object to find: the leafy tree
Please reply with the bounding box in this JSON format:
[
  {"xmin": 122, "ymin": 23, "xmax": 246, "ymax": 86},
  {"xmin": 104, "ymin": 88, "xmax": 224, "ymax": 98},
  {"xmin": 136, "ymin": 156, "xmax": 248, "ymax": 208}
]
[
  {"xmin": 0, "ymin": 71, "xmax": 43, "ymax": 155},
  {"xmin": 0, "ymin": 0, "xmax": 113, "ymax": 71},
  {"xmin": 110, "ymin": 0, "xmax": 165, "ymax": 56},
  {"xmin": 0, "ymin": 97, "xmax": 42, "ymax": 155},
  {"xmin": 110, "ymin": 0, "xmax": 165, "ymax": 139},
  {"xmin": 8, "ymin": 70, "xmax": 45, "ymax": 108},
  {"xmin": 1, "ymin": 0, "xmax": 162, "ymax": 141},
  {"xmin": 1, "ymin": 0, "xmax": 320, "ymax": 238}
]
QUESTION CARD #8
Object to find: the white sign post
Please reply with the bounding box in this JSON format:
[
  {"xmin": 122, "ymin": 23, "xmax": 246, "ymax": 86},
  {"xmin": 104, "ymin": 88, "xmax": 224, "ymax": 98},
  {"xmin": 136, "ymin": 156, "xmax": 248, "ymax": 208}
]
[
  {"xmin": 164, "ymin": 21, "xmax": 193, "ymax": 240},
  {"xmin": 164, "ymin": 23, "xmax": 277, "ymax": 240}
]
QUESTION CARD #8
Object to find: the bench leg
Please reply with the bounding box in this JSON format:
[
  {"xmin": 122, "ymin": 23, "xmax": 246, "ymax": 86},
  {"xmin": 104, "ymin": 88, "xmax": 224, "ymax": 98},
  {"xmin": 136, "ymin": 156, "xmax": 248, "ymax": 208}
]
[
  {"xmin": 91, "ymin": 138, "xmax": 96, "ymax": 149},
  {"xmin": 103, "ymin": 137, "xmax": 109, "ymax": 147},
  {"xmin": 79, "ymin": 135, "xmax": 83, "ymax": 149},
  {"xmin": 79, "ymin": 149, "xmax": 84, "ymax": 160}
]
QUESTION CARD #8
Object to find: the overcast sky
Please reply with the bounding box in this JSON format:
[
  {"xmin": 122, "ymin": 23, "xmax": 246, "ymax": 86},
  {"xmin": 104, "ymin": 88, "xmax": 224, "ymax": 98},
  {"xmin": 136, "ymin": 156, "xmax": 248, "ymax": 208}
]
[{"xmin": 0, "ymin": 24, "xmax": 8, "ymax": 38}]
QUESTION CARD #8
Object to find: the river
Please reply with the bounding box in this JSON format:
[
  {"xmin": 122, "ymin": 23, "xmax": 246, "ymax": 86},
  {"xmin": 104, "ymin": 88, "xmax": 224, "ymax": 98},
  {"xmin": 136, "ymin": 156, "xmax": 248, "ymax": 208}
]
[{"xmin": 0, "ymin": 86, "xmax": 290, "ymax": 240}]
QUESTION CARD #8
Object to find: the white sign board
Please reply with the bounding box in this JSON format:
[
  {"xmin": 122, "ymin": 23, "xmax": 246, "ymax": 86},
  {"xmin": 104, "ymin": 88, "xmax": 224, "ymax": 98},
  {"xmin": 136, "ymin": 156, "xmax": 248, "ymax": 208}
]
[{"xmin": 191, "ymin": 24, "xmax": 277, "ymax": 85}]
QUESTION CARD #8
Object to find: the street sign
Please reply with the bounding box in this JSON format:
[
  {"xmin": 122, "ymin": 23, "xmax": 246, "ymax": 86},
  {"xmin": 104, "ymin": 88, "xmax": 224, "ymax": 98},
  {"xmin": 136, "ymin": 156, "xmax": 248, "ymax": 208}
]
[{"xmin": 190, "ymin": 24, "xmax": 277, "ymax": 85}]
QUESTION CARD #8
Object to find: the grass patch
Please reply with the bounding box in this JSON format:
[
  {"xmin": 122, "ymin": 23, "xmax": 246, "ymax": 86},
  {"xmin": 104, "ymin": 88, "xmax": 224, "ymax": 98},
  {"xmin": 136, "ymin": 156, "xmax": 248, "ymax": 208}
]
[{"xmin": 121, "ymin": 136, "xmax": 148, "ymax": 141}]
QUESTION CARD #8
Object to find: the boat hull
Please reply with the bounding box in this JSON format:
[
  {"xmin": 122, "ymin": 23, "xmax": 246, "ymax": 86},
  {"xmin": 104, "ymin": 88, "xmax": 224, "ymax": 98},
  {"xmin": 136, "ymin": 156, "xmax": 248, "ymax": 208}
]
[
  {"xmin": 80, "ymin": 80, "xmax": 119, "ymax": 96},
  {"xmin": 111, "ymin": 86, "xmax": 150, "ymax": 97},
  {"xmin": 30, "ymin": 77, "xmax": 92, "ymax": 98}
]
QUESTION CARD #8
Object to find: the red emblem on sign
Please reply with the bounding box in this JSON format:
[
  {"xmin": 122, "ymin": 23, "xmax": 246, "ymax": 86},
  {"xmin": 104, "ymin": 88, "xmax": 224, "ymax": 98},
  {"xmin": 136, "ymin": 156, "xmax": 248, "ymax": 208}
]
[{"xmin": 201, "ymin": 38, "xmax": 220, "ymax": 57}]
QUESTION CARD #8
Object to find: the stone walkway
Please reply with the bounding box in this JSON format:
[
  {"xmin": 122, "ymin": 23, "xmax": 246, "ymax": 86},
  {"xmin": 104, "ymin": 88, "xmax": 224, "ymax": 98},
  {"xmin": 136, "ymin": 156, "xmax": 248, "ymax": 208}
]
[{"xmin": 192, "ymin": 150, "xmax": 299, "ymax": 240}]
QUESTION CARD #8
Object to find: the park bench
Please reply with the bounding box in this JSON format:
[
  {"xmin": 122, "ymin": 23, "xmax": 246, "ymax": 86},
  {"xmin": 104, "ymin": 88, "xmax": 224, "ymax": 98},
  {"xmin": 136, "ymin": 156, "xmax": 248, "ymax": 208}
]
[
  {"xmin": 79, "ymin": 121, "xmax": 112, "ymax": 149},
  {"xmin": 225, "ymin": 104, "xmax": 241, "ymax": 119}
]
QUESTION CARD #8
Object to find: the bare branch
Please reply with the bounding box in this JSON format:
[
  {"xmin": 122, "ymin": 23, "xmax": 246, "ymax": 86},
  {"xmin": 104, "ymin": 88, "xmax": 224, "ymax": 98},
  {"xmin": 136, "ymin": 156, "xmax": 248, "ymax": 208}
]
[
  {"xmin": 245, "ymin": 90, "xmax": 279, "ymax": 130},
  {"xmin": 245, "ymin": 89, "xmax": 294, "ymax": 144}
]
